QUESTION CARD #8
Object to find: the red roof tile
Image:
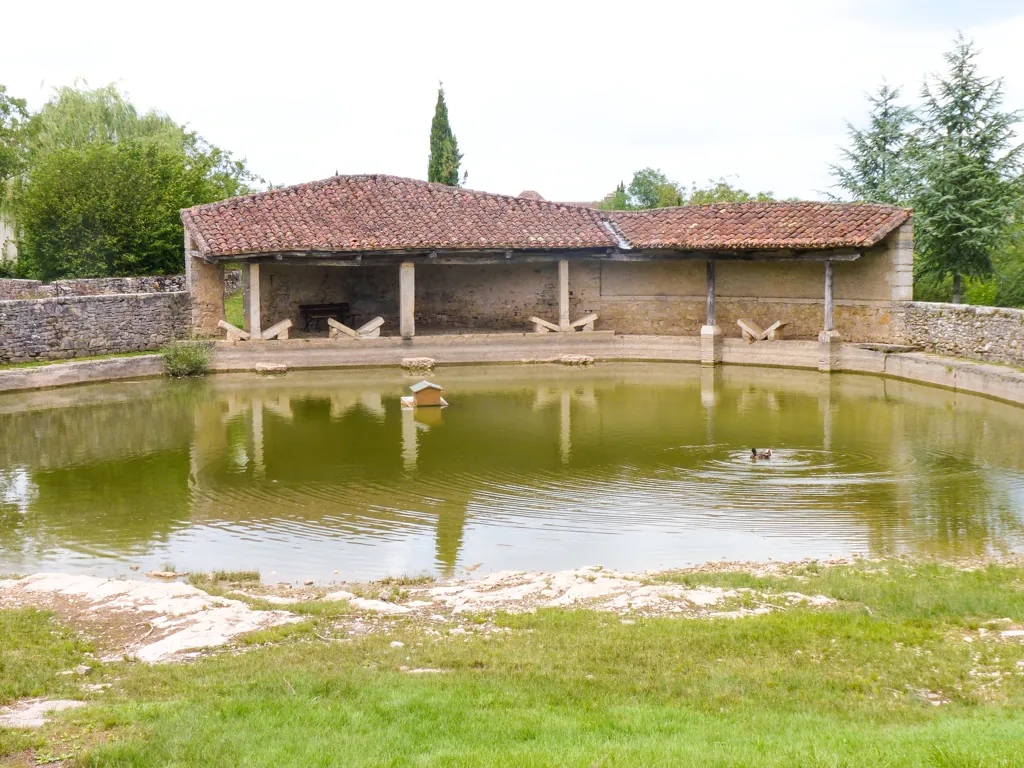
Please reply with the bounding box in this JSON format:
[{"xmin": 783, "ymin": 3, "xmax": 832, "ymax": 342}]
[
  {"xmin": 182, "ymin": 175, "xmax": 617, "ymax": 257},
  {"xmin": 182, "ymin": 175, "xmax": 911, "ymax": 258},
  {"xmin": 606, "ymin": 202, "xmax": 911, "ymax": 251}
]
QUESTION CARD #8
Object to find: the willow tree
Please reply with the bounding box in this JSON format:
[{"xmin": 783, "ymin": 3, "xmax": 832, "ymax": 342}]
[
  {"xmin": 427, "ymin": 84, "xmax": 463, "ymax": 186},
  {"xmin": 913, "ymin": 36, "xmax": 1024, "ymax": 303}
]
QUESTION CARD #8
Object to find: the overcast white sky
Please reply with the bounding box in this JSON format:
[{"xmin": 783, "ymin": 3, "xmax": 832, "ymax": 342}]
[{"xmin": 3, "ymin": 0, "xmax": 1023, "ymax": 202}]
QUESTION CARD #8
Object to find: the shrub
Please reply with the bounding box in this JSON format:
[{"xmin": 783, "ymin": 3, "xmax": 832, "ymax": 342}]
[{"xmin": 161, "ymin": 340, "xmax": 212, "ymax": 377}]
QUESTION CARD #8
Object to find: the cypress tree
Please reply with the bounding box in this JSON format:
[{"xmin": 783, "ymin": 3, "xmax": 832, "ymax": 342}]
[{"xmin": 427, "ymin": 84, "xmax": 463, "ymax": 186}]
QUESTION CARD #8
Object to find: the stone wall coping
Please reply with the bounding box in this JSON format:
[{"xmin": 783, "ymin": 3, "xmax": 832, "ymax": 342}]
[
  {"xmin": 0, "ymin": 290, "xmax": 190, "ymax": 307},
  {"xmin": 907, "ymin": 301, "xmax": 1024, "ymax": 317}
]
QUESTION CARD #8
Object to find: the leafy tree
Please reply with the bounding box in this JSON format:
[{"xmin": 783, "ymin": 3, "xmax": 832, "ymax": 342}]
[
  {"xmin": 830, "ymin": 83, "xmax": 915, "ymax": 204},
  {"xmin": 686, "ymin": 178, "xmax": 775, "ymax": 205},
  {"xmin": 427, "ymin": 84, "xmax": 464, "ymax": 186},
  {"xmin": 0, "ymin": 85, "xmax": 28, "ymax": 187},
  {"xmin": 912, "ymin": 35, "xmax": 1024, "ymax": 303},
  {"xmin": 599, "ymin": 172, "xmax": 771, "ymax": 209},
  {"xmin": 627, "ymin": 168, "xmax": 683, "ymax": 208},
  {"xmin": 11, "ymin": 84, "xmax": 259, "ymax": 280},
  {"xmin": 596, "ymin": 182, "xmax": 629, "ymax": 210}
]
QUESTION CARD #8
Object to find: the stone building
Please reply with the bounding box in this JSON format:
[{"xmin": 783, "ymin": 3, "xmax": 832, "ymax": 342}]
[{"xmin": 181, "ymin": 174, "xmax": 913, "ymax": 363}]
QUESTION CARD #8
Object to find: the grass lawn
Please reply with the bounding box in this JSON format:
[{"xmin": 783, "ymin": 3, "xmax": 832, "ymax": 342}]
[
  {"xmin": 4, "ymin": 562, "xmax": 1024, "ymax": 766},
  {"xmin": 224, "ymin": 288, "xmax": 243, "ymax": 329}
]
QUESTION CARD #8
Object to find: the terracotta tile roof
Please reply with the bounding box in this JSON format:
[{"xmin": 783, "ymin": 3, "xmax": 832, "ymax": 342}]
[
  {"xmin": 606, "ymin": 202, "xmax": 911, "ymax": 251},
  {"xmin": 181, "ymin": 175, "xmax": 617, "ymax": 257},
  {"xmin": 182, "ymin": 175, "xmax": 911, "ymax": 258}
]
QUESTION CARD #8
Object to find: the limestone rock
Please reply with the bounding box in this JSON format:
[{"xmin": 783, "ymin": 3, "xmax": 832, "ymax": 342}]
[{"xmin": 254, "ymin": 363, "xmax": 287, "ymax": 374}]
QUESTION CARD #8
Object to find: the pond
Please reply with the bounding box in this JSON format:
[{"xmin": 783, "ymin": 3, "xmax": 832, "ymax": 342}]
[{"xmin": 2, "ymin": 364, "xmax": 1024, "ymax": 583}]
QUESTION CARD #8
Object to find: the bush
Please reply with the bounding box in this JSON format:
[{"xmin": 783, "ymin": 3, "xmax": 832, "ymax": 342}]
[{"xmin": 161, "ymin": 340, "xmax": 212, "ymax": 378}]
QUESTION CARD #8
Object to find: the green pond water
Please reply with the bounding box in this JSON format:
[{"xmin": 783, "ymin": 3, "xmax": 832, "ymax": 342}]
[{"xmin": 1, "ymin": 364, "xmax": 1023, "ymax": 583}]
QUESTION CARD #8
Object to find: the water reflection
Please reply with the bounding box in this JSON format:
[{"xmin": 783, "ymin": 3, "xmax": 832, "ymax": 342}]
[{"xmin": 1, "ymin": 365, "xmax": 1023, "ymax": 581}]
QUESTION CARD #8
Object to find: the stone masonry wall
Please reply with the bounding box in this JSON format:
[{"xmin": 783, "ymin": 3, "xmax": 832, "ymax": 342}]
[
  {"xmin": 0, "ymin": 271, "xmax": 240, "ymax": 301},
  {"xmin": 0, "ymin": 292, "xmax": 190, "ymax": 364},
  {"xmin": 902, "ymin": 302, "xmax": 1024, "ymax": 367}
]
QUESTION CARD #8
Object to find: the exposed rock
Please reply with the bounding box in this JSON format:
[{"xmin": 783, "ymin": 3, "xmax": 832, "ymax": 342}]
[
  {"xmin": 401, "ymin": 357, "xmax": 436, "ymax": 372},
  {"xmin": 322, "ymin": 590, "xmax": 356, "ymax": 602},
  {"xmin": 0, "ymin": 573, "xmax": 300, "ymax": 662},
  {"xmin": 558, "ymin": 354, "xmax": 594, "ymax": 366},
  {"xmin": 349, "ymin": 597, "xmax": 412, "ymax": 615},
  {"xmin": 0, "ymin": 698, "xmax": 86, "ymax": 729},
  {"xmin": 255, "ymin": 363, "xmax": 288, "ymax": 374}
]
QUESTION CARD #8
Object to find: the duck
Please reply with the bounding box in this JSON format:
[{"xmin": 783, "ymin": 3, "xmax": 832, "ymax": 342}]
[{"xmin": 750, "ymin": 448, "xmax": 773, "ymax": 460}]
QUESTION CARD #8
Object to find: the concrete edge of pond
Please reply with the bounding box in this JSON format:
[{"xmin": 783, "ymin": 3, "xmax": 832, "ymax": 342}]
[
  {"xmin": 2, "ymin": 335, "xmax": 1023, "ymax": 406},
  {"xmin": 0, "ymin": 354, "xmax": 165, "ymax": 393}
]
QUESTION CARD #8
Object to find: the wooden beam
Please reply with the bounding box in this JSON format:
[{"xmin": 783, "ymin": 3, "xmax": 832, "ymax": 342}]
[{"xmin": 216, "ymin": 247, "xmax": 868, "ymax": 267}]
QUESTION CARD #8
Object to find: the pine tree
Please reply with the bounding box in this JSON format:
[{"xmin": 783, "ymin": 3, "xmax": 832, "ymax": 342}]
[
  {"xmin": 913, "ymin": 35, "xmax": 1024, "ymax": 303},
  {"xmin": 427, "ymin": 84, "xmax": 463, "ymax": 186},
  {"xmin": 830, "ymin": 83, "xmax": 914, "ymax": 204}
]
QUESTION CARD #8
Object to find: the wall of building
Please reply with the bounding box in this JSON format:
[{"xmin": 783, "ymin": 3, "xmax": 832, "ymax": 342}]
[
  {"xmin": 242, "ymin": 222, "xmax": 914, "ymax": 342},
  {"xmin": 901, "ymin": 302, "xmax": 1024, "ymax": 367},
  {"xmin": 594, "ymin": 223, "xmax": 913, "ymax": 341},
  {"xmin": 0, "ymin": 292, "xmax": 190, "ymax": 364},
  {"xmin": 257, "ymin": 264, "xmax": 399, "ymax": 332}
]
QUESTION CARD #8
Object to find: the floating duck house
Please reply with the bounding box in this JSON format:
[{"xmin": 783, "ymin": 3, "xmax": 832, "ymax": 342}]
[{"xmin": 401, "ymin": 380, "xmax": 448, "ymax": 409}]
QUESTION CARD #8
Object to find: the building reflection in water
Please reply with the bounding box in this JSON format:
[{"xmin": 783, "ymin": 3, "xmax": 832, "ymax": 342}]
[{"xmin": 2, "ymin": 365, "xmax": 1024, "ymax": 580}]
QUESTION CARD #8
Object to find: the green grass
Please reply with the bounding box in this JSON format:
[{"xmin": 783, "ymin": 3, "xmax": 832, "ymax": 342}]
[
  {"xmin": 6, "ymin": 563, "xmax": 1024, "ymax": 766},
  {"xmin": 0, "ymin": 608, "xmax": 93, "ymax": 705},
  {"xmin": 187, "ymin": 570, "xmax": 261, "ymax": 587},
  {"xmin": 224, "ymin": 288, "xmax": 243, "ymax": 329}
]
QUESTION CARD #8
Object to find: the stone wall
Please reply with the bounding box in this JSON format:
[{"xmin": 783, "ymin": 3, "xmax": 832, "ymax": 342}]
[
  {"xmin": 0, "ymin": 271, "xmax": 239, "ymax": 301},
  {"xmin": 0, "ymin": 292, "xmax": 190, "ymax": 364},
  {"xmin": 901, "ymin": 302, "xmax": 1024, "ymax": 367}
]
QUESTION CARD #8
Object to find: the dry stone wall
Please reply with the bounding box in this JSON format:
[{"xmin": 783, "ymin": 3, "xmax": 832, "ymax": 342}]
[
  {"xmin": 902, "ymin": 302, "xmax": 1024, "ymax": 367},
  {"xmin": 0, "ymin": 292, "xmax": 190, "ymax": 364},
  {"xmin": 0, "ymin": 270, "xmax": 240, "ymax": 300}
]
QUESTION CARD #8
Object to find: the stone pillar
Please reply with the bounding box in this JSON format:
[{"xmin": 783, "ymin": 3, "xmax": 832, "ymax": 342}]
[
  {"xmin": 818, "ymin": 330, "xmax": 842, "ymax": 373},
  {"xmin": 400, "ymin": 261, "xmax": 415, "ymax": 339},
  {"xmin": 889, "ymin": 222, "xmax": 914, "ymax": 302},
  {"xmin": 823, "ymin": 259, "xmax": 835, "ymax": 333},
  {"xmin": 558, "ymin": 259, "xmax": 570, "ymax": 331},
  {"xmin": 247, "ymin": 263, "xmax": 262, "ymax": 338},
  {"xmin": 184, "ymin": 231, "xmax": 224, "ymax": 337},
  {"xmin": 819, "ymin": 259, "xmax": 840, "ymax": 372},
  {"xmin": 700, "ymin": 259, "xmax": 723, "ymax": 366}
]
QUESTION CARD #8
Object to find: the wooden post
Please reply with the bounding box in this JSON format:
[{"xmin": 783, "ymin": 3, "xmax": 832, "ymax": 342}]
[
  {"xmin": 558, "ymin": 259, "xmax": 570, "ymax": 331},
  {"xmin": 400, "ymin": 261, "xmax": 415, "ymax": 339},
  {"xmin": 823, "ymin": 260, "xmax": 834, "ymax": 332},
  {"xmin": 705, "ymin": 259, "xmax": 716, "ymax": 326},
  {"xmin": 248, "ymin": 263, "xmax": 262, "ymax": 338}
]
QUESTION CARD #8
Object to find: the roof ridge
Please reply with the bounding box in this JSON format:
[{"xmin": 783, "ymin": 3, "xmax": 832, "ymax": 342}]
[
  {"xmin": 181, "ymin": 173, "xmax": 609, "ymax": 218},
  {"xmin": 607, "ymin": 200, "xmax": 911, "ymax": 216}
]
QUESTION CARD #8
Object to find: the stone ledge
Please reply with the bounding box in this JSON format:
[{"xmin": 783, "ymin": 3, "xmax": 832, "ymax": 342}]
[{"xmin": 0, "ymin": 355, "xmax": 164, "ymax": 393}]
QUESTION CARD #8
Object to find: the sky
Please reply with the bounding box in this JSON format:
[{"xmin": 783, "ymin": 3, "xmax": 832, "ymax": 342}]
[{"xmin": 3, "ymin": 0, "xmax": 1023, "ymax": 203}]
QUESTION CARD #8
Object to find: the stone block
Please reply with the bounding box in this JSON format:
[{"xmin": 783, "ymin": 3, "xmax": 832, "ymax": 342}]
[
  {"xmin": 700, "ymin": 325, "xmax": 723, "ymax": 366},
  {"xmin": 818, "ymin": 330, "xmax": 842, "ymax": 373}
]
